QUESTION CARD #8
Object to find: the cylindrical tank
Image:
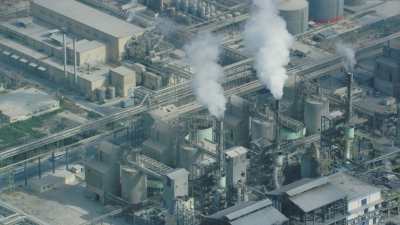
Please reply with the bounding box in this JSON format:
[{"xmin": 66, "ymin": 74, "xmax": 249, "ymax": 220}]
[
  {"xmin": 96, "ymin": 88, "xmax": 106, "ymax": 103},
  {"xmin": 304, "ymin": 97, "xmax": 329, "ymax": 134},
  {"xmin": 344, "ymin": 0, "xmax": 364, "ymax": 6},
  {"xmin": 106, "ymin": 86, "xmax": 116, "ymax": 99},
  {"xmin": 278, "ymin": 0, "xmax": 309, "ymax": 35},
  {"xmin": 308, "ymin": 0, "xmax": 344, "ymax": 23},
  {"xmin": 251, "ymin": 118, "xmax": 275, "ymax": 141},
  {"xmin": 120, "ymin": 166, "xmax": 147, "ymax": 204}
]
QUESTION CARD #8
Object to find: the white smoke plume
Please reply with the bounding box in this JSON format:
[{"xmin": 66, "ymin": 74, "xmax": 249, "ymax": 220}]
[
  {"xmin": 336, "ymin": 42, "xmax": 356, "ymax": 72},
  {"xmin": 244, "ymin": 0, "xmax": 293, "ymax": 100},
  {"xmin": 185, "ymin": 32, "xmax": 226, "ymax": 119}
]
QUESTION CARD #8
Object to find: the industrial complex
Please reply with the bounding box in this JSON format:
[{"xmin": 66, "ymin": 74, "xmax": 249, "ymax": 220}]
[{"xmin": 0, "ymin": 0, "xmax": 399, "ymax": 225}]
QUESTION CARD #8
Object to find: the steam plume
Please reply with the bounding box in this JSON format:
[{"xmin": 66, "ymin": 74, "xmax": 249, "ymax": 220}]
[
  {"xmin": 336, "ymin": 42, "xmax": 356, "ymax": 72},
  {"xmin": 185, "ymin": 32, "xmax": 226, "ymax": 119},
  {"xmin": 244, "ymin": 0, "xmax": 293, "ymax": 100}
]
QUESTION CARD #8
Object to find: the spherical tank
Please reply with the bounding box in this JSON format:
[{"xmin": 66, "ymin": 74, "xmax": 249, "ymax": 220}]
[
  {"xmin": 120, "ymin": 166, "xmax": 147, "ymax": 205},
  {"xmin": 278, "ymin": 0, "xmax": 309, "ymax": 35},
  {"xmin": 304, "ymin": 97, "xmax": 329, "ymax": 134},
  {"xmin": 308, "ymin": 0, "xmax": 344, "ymax": 23}
]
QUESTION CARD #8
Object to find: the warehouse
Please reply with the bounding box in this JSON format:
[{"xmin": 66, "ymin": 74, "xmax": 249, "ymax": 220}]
[
  {"xmin": 0, "ymin": 88, "xmax": 60, "ymax": 123},
  {"xmin": 31, "ymin": 0, "xmax": 144, "ymax": 62}
]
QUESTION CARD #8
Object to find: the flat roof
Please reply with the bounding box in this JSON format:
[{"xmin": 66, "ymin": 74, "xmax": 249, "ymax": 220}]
[
  {"xmin": 32, "ymin": 0, "xmax": 144, "ymax": 38},
  {"xmin": 0, "ymin": 88, "xmax": 59, "ymax": 120}
]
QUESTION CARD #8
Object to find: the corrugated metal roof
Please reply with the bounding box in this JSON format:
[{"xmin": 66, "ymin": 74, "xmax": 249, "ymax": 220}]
[
  {"xmin": 286, "ymin": 177, "xmax": 329, "ymax": 197},
  {"xmin": 225, "ymin": 199, "xmax": 272, "ymax": 221},
  {"xmin": 289, "ymin": 183, "xmax": 345, "ymax": 213},
  {"xmin": 328, "ymin": 172, "xmax": 381, "ymax": 201},
  {"xmin": 32, "ymin": 0, "xmax": 144, "ymax": 38},
  {"xmin": 231, "ymin": 206, "xmax": 288, "ymax": 225}
]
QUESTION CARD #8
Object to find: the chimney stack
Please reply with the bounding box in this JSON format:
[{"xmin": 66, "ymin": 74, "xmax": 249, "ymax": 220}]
[
  {"xmin": 275, "ymin": 100, "xmax": 281, "ymax": 151},
  {"xmin": 216, "ymin": 119, "xmax": 225, "ymax": 179},
  {"xmin": 344, "ymin": 72, "xmax": 355, "ymax": 161}
]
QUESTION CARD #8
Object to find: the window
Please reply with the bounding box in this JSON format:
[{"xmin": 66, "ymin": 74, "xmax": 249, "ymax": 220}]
[
  {"xmin": 364, "ymin": 208, "xmax": 369, "ymax": 214},
  {"xmin": 361, "ymin": 198, "xmax": 367, "ymax": 206}
]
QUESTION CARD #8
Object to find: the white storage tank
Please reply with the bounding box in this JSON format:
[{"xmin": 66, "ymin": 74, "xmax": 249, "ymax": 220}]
[
  {"xmin": 308, "ymin": 0, "xmax": 344, "ymax": 23},
  {"xmin": 278, "ymin": 0, "xmax": 309, "ymax": 35},
  {"xmin": 304, "ymin": 97, "xmax": 329, "ymax": 134}
]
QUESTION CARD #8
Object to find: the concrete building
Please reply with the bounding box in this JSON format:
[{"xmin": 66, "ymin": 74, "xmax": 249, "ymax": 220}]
[
  {"xmin": 31, "ymin": 0, "xmax": 144, "ymax": 62},
  {"xmin": 0, "ymin": 87, "xmax": 60, "ymax": 123},
  {"xmin": 268, "ymin": 177, "xmax": 347, "ymax": 225},
  {"xmin": 163, "ymin": 169, "xmax": 189, "ymax": 211},
  {"xmin": 202, "ymin": 199, "xmax": 289, "ymax": 225},
  {"xmin": 374, "ymin": 38, "xmax": 400, "ymax": 99},
  {"xmin": 110, "ymin": 66, "xmax": 136, "ymax": 97},
  {"xmin": 85, "ymin": 141, "xmax": 123, "ymax": 203},
  {"xmin": 329, "ymin": 172, "xmax": 383, "ymax": 225},
  {"xmin": 224, "ymin": 95, "xmax": 251, "ymax": 148}
]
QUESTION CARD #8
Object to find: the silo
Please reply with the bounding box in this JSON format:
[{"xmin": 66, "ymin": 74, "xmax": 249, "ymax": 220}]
[
  {"xmin": 308, "ymin": 0, "xmax": 344, "ymax": 23},
  {"xmin": 278, "ymin": 0, "xmax": 309, "ymax": 35},
  {"xmin": 96, "ymin": 88, "xmax": 106, "ymax": 103},
  {"xmin": 120, "ymin": 166, "xmax": 147, "ymax": 204},
  {"xmin": 304, "ymin": 97, "xmax": 329, "ymax": 134},
  {"xmin": 106, "ymin": 86, "xmax": 116, "ymax": 99}
]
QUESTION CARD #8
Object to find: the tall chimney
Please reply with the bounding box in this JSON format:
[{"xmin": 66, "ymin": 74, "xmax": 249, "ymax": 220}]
[
  {"xmin": 275, "ymin": 100, "xmax": 280, "ymax": 151},
  {"xmin": 344, "ymin": 72, "xmax": 354, "ymax": 161},
  {"xmin": 346, "ymin": 72, "xmax": 353, "ymax": 124},
  {"xmin": 73, "ymin": 37, "xmax": 77, "ymax": 84},
  {"xmin": 216, "ymin": 119, "xmax": 224, "ymax": 179},
  {"xmin": 62, "ymin": 33, "xmax": 67, "ymax": 78}
]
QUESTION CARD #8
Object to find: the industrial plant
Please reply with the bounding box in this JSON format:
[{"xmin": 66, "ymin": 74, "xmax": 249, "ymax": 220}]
[{"xmin": 0, "ymin": 0, "xmax": 399, "ymax": 225}]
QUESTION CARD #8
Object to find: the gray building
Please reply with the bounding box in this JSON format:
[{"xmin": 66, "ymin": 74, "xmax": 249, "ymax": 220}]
[
  {"xmin": 268, "ymin": 177, "xmax": 347, "ymax": 225},
  {"xmin": 202, "ymin": 199, "xmax": 289, "ymax": 225},
  {"xmin": 374, "ymin": 38, "xmax": 400, "ymax": 99}
]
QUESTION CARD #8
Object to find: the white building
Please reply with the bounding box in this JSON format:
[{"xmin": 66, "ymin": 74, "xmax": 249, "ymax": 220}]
[{"xmin": 329, "ymin": 172, "xmax": 383, "ymax": 225}]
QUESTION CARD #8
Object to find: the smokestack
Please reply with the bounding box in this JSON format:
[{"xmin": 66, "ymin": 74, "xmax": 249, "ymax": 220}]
[
  {"xmin": 344, "ymin": 72, "xmax": 354, "ymax": 161},
  {"xmin": 275, "ymin": 100, "xmax": 280, "ymax": 151},
  {"xmin": 215, "ymin": 119, "xmax": 224, "ymax": 179},
  {"xmin": 346, "ymin": 72, "xmax": 353, "ymax": 124},
  {"xmin": 63, "ymin": 33, "xmax": 67, "ymax": 78},
  {"xmin": 73, "ymin": 37, "xmax": 77, "ymax": 84}
]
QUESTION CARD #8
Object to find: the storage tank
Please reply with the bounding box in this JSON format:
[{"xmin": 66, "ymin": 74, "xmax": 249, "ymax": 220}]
[
  {"xmin": 278, "ymin": 0, "xmax": 309, "ymax": 35},
  {"xmin": 251, "ymin": 118, "xmax": 275, "ymax": 141},
  {"xmin": 304, "ymin": 97, "xmax": 329, "ymax": 134},
  {"xmin": 106, "ymin": 86, "xmax": 116, "ymax": 99},
  {"xmin": 344, "ymin": 0, "xmax": 364, "ymax": 6},
  {"xmin": 308, "ymin": 0, "xmax": 344, "ymax": 23},
  {"xmin": 120, "ymin": 166, "xmax": 147, "ymax": 204},
  {"xmin": 96, "ymin": 88, "xmax": 106, "ymax": 103}
]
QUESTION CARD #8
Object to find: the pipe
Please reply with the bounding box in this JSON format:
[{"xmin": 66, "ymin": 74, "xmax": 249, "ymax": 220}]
[
  {"xmin": 73, "ymin": 37, "xmax": 77, "ymax": 84},
  {"xmin": 63, "ymin": 33, "xmax": 67, "ymax": 78}
]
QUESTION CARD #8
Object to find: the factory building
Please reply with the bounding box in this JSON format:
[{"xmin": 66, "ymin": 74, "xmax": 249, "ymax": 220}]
[
  {"xmin": 308, "ymin": 0, "xmax": 344, "ymax": 23},
  {"xmin": 268, "ymin": 177, "xmax": 347, "ymax": 225},
  {"xmin": 329, "ymin": 173, "xmax": 383, "ymax": 225},
  {"xmin": 202, "ymin": 199, "xmax": 289, "ymax": 225},
  {"xmin": 31, "ymin": 0, "xmax": 144, "ymax": 62},
  {"xmin": 0, "ymin": 87, "xmax": 60, "ymax": 123},
  {"xmin": 374, "ymin": 38, "xmax": 400, "ymax": 99},
  {"xmin": 278, "ymin": 0, "xmax": 309, "ymax": 35},
  {"xmin": 110, "ymin": 66, "xmax": 136, "ymax": 97},
  {"xmin": 85, "ymin": 141, "xmax": 123, "ymax": 203}
]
